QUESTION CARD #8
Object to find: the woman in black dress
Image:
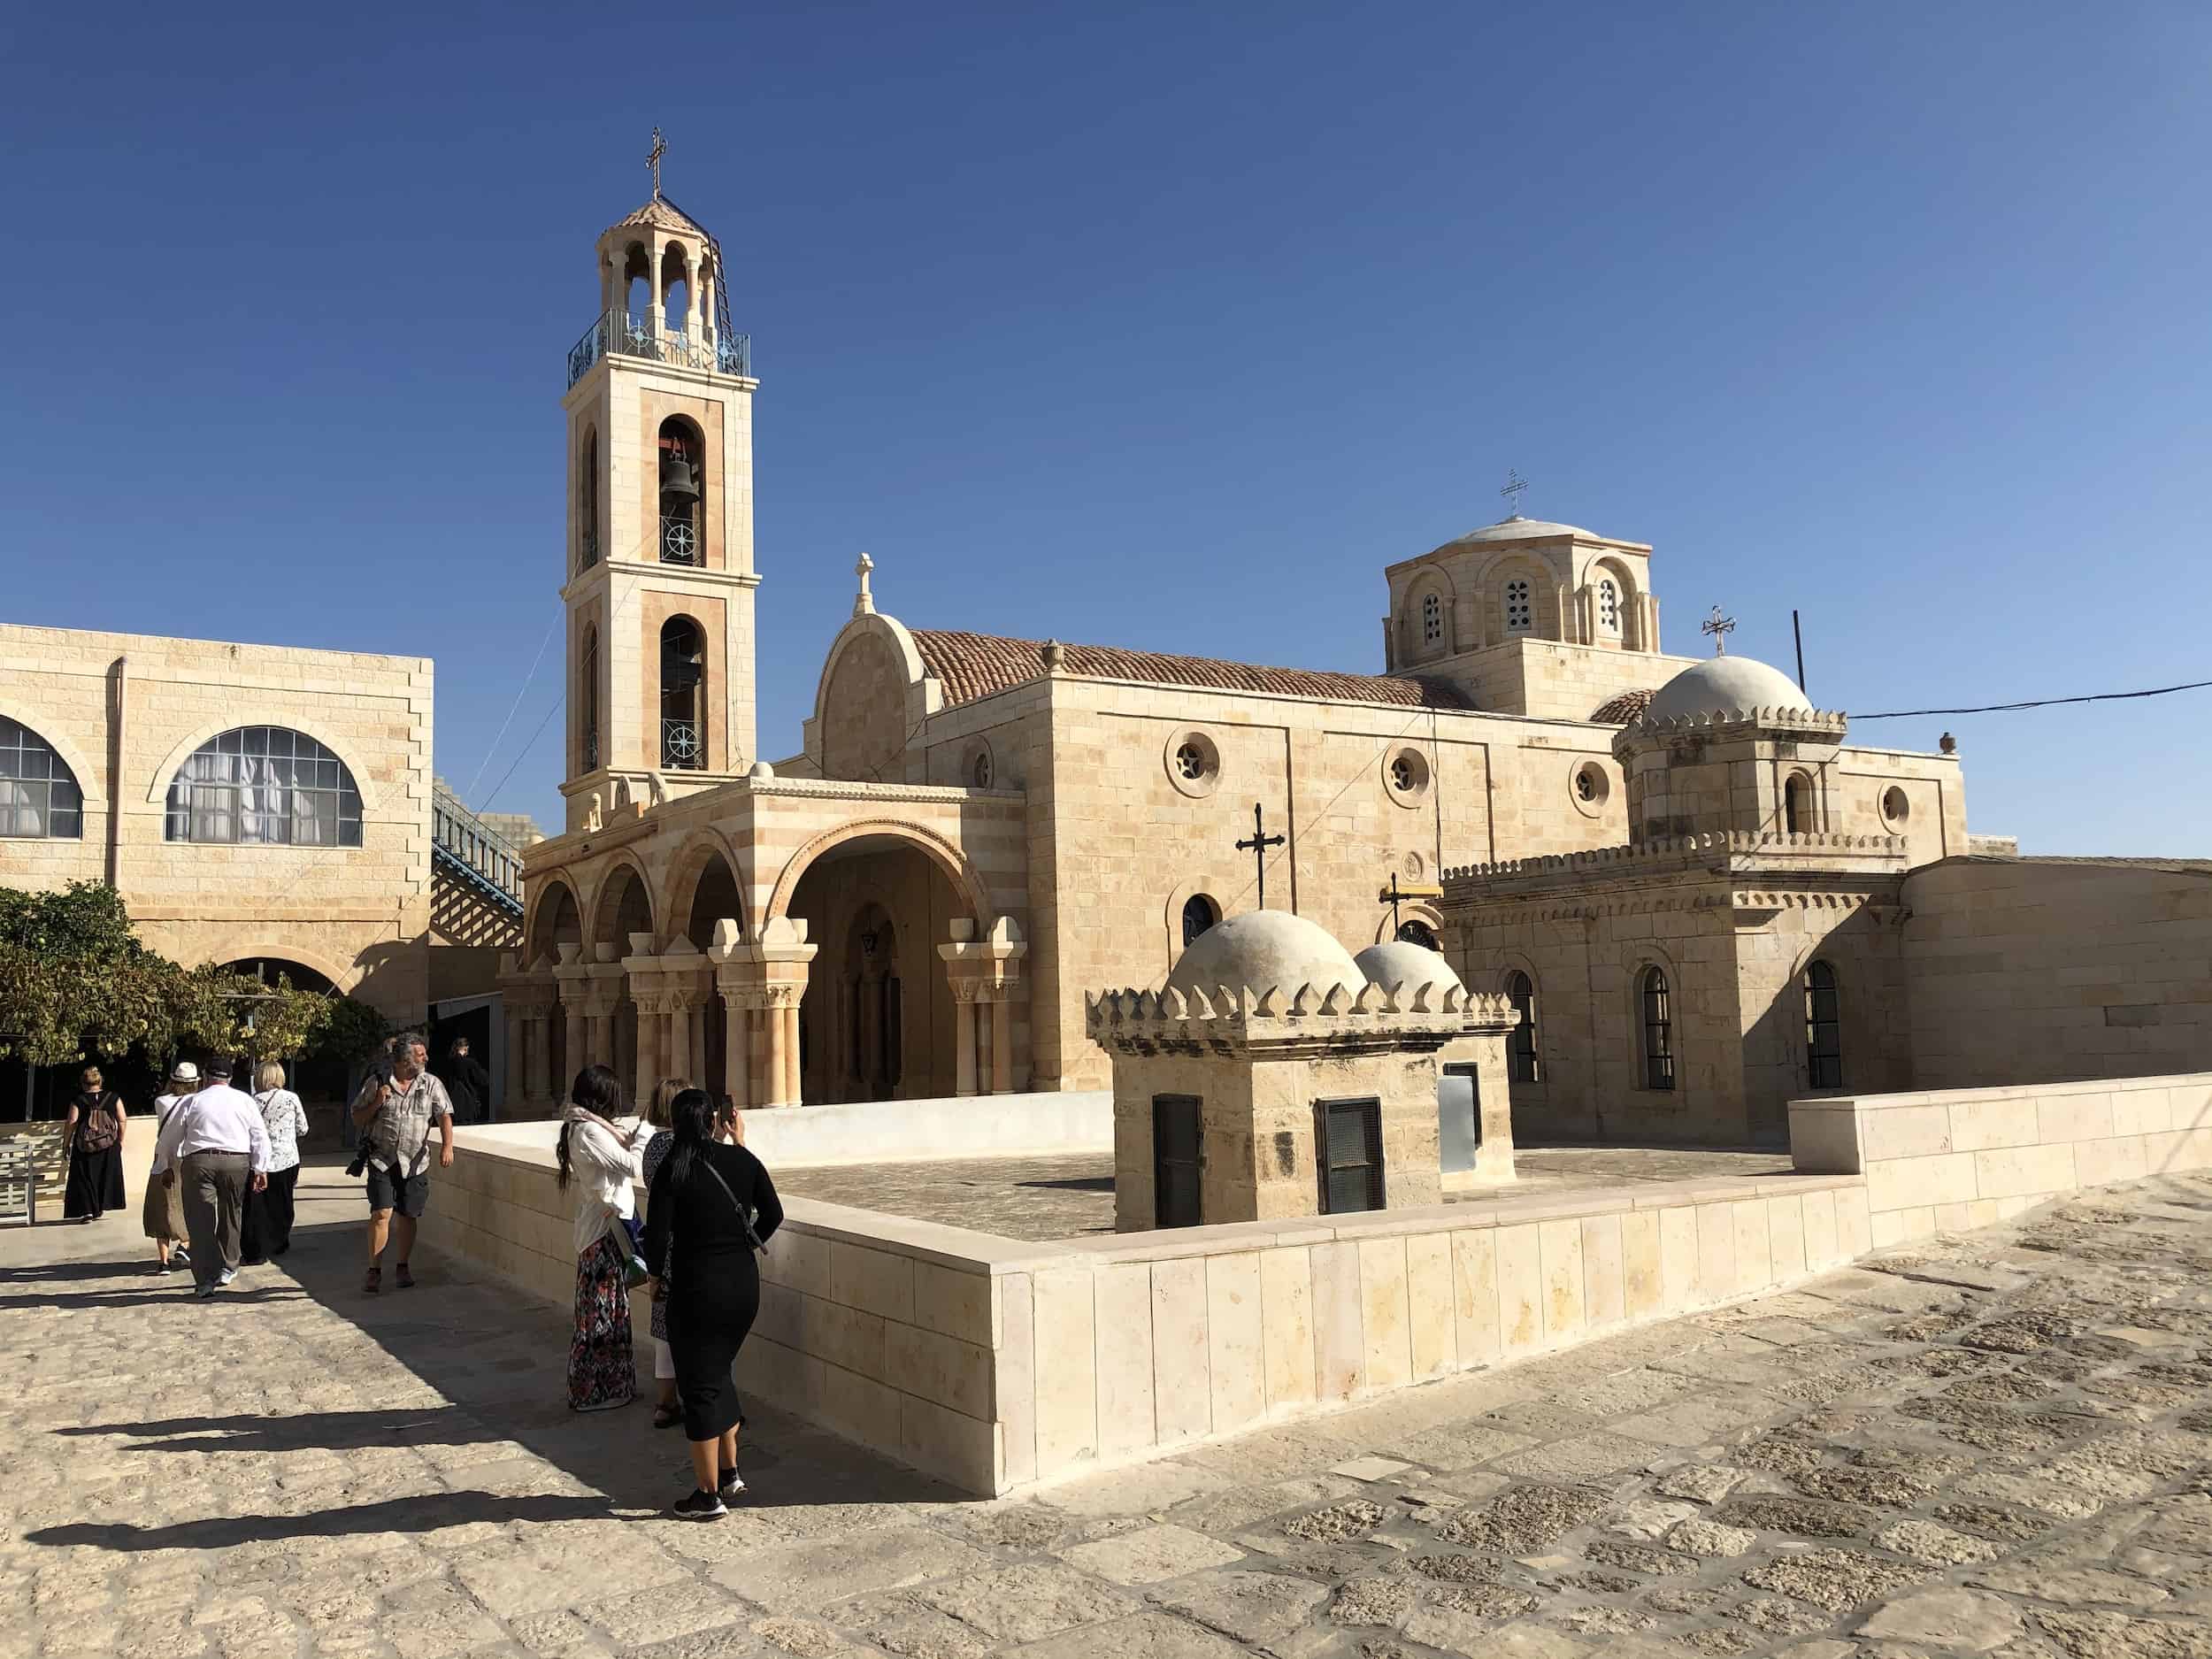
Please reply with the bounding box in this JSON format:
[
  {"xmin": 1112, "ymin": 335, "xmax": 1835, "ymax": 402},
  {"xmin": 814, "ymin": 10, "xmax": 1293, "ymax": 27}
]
[
  {"xmin": 62, "ymin": 1064, "xmax": 128, "ymax": 1222},
  {"xmin": 641, "ymin": 1088, "xmax": 782, "ymax": 1520}
]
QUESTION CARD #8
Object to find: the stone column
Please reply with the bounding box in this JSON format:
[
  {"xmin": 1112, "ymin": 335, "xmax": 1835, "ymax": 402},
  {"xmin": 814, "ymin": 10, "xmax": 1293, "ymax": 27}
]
[
  {"xmin": 990, "ymin": 994, "xmax": 1014, "ymax": 1094},
  {"xmin": 634, "ymin": 998, "xmax": 662, "ymax": 1110},
  {"xmin": 759, "ymin": 995, "xmax": 786, "ymax": 1107},
  {"xmin": 501, "ymin": 1002, "xmax": 525, "ymax": 1119},
  {"xmin": 781, "ymin": 1000, "xmax": 803, "ymax": 1107},
  {"xmin": 522, "ymin": 1010, "xmax": 552, "ymax": 1115},
  {"xmin": 953, "ymin": 987, "xmax": 978, "ymax": 1097},
  {"xmin": 722, "ymin": 992, "xmax": 750, "ymax": 1108}
]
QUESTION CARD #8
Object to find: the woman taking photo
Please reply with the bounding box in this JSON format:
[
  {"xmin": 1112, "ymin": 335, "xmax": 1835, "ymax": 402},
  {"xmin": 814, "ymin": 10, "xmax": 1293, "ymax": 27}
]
[
  {"xmin": 641, "ymin": 1087, "xmax": 782, "ymax": 1519},
  {"xmin": 556, "ymin": 1064, "xmax": 645, "ymax": 1413},
  {"xmin": 239, "ymin": 1062, "xmax": 310, "ymax": 1263},
  {"xmin": 62, "ymin": 1064, "xmax": 128, "ymax": 1223}
]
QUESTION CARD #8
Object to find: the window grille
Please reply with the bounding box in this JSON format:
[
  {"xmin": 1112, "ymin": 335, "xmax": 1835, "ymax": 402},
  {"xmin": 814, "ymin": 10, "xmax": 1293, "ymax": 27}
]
[
  {"xmin": 1181, "ymin": 895, "xmax": 1219, "ymax": 949},
  {"xmin": 1507, "ymin": 971, "xmax": 1540, "ymax": 1083},
  {"xmin": 1395, "ymin": 918, "xmax": 1439, "ymax": 950},
  {"xmin": 1599, "ymin": 579, "xmax": 1619, "ymax": 630},
  {"xmin": 1805, "ymin": 961, "xmax": 1842, "ymax": 1089},
  {"xmin": 1641, "ymin": 968, "xmax": 1675, "ymax": 1090},
  {"xmin": 1505, "ymin": 579, "xmax": 1532, "ymax": 633},
  {"xmin": 1318, "ymin": 1097, "xmax": 1386, "ymax": 1214},
  {"xmin": 165, "ymin": 727, "xmax": 362, "ymax": 848},
  {"xmin": 1421, "ymin": 591, "xmax": 1442, "ymax": 644},
  {"xmin": 0, "ymin": 718, "xmax": 83, "ymax": 840}
]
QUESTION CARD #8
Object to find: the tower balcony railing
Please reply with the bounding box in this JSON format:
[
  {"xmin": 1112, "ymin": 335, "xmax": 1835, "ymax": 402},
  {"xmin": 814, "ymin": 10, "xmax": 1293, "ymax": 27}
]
[
  {"xmin": 566, "ymin": 309, "xmax": 752, "ymax": 388},
  {"xmin": 663, "ymin": 718, "xmax": 703, "ymax": 771}
]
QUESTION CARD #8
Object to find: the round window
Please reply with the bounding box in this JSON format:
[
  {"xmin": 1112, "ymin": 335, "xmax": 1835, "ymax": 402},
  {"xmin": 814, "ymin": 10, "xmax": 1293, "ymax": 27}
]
[
  {"xmin": 1881, "ymin": 786, "xmax": 1910, "ymax": 826},
  {"xmin": 970, "ymin": 749, "xmax": 993, "ymax": 788},
  {"xmin": 1383, "ymin": 748, "xmax": 1431, "ymax": 807},
  {"xmin": 1164, "ymin": 729, "xmax": 1222, "ymax": 798},
  {"xmin": 1571, "ymin": 760, "xmax": 1610, "ymax": 818}
]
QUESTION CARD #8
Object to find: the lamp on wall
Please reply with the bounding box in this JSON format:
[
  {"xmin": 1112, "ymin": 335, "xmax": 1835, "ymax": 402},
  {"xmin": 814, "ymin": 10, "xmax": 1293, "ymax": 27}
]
[{"xmin": 859, "ymin": 928, "xmax": 879, "ymax": 957}]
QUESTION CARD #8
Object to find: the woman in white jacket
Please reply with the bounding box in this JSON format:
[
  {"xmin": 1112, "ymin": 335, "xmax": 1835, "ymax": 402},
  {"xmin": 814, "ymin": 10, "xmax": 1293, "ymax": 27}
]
[{"xmin": 555, "ymin": 1064, "xmax": 645, "ymax": 1412}]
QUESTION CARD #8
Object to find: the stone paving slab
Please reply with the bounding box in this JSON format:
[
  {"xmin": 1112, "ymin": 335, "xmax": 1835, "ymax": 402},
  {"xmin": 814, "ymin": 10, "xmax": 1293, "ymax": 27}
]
[
  {"xmin": 4, "ymin": 1157, "xmax": 2212, "ymax": 1659},
  {"xmin": 776, "ymin": 1147, "xmax": 1793, "ymax": 1240}
]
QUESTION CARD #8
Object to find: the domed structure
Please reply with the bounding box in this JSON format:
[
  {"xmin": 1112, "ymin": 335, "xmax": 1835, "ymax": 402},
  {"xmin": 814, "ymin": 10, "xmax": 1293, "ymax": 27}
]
[
  {"xmin": 1643, "ymin": 654, "xmax": 1810, "ymax": 726},
  {"xmin": 1591, "ymin": 687, "xmax": 1655, "ymax": 725},
  {"xmin": 1165, "ymin": 910, "xmax": 1363, "ymax": 1002},
  {"xmin": 1354, "ymin": 940, "xmax": 1463, "ymax": 998},
  {"xmin": 1444, "ymin": 515, "xmax": 1599, "ymax": 545}
]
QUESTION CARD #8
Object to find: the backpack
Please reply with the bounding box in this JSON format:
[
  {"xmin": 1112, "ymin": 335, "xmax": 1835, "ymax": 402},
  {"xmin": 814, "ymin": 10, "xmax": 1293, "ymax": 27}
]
[{"xmin": 76, "ymin": 1093, "xmax": 121, "ymax": 1154}]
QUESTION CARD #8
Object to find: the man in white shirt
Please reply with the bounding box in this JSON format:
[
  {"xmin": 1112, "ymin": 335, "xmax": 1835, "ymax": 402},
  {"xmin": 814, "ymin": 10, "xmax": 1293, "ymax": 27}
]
[{"xmin": 152, "ymin": 1057, "xmax": 270, "ymax": 1298}]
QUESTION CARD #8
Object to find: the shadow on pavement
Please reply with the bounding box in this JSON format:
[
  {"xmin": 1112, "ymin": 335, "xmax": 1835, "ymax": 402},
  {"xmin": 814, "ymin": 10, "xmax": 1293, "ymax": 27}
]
[{"xmin": 15, "ymin": 1152, "xmax": 968, "ymax": 1551}]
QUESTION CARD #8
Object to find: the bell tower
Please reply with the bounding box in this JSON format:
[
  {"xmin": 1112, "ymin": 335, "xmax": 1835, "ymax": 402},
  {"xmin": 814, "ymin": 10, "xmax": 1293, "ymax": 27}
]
[{"xmin": 559, "ymin": 134, "xmax": 758, "ymax": 830}]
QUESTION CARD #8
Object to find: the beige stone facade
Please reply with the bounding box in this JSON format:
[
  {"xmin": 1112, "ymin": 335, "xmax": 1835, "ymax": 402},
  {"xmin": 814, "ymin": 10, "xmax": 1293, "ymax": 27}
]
[
  {"xmin": 0, "ymin": 622, "xmax": 434, "ymax": 1021},
  {"xmin": 511, "ymin": 195, "xmax": 1983, "ymax": 1133}
]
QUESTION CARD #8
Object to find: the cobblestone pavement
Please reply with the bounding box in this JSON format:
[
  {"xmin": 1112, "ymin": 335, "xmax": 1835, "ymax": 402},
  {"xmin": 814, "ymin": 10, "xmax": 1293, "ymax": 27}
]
[
  {"xmin": 780, "ymin": 1147, "xmax": 1793, "ymax": 1240},
  {"xmin": 4, "ymin": 1162, "xmax": 2212, "ymax": 1659}
]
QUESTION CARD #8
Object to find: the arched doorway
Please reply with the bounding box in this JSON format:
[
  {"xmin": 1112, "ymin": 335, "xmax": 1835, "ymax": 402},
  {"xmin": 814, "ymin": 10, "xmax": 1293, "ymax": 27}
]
[
  {"xmin": 785, "ymin": 834, "xmax": 974, "ymax": 1103},
  {"xmin": 223, "ymin": 957, "xmax": 347, "ymax": 1102},
  {"xmin": 591, "ymin": 864, "xmax": 654, "ymax": 1099},
  {"xmin": 681, "ymin": 849, "xmax": 744, "ymax": 1105}
]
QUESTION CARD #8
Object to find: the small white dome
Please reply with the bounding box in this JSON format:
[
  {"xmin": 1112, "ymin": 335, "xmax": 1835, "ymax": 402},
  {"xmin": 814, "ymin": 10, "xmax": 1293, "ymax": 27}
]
[
  {"xmin": 1447, "ymin": 515, "xmax": 1597, "ymax": 544},
  {"xmin": 1354, "ymin": 941, "xmax": 1463, "ymax": 997},
  {"xmin": 1643, "ymin": 655, "xmax": 1810, "ymax": 725},
  {"xmin": 747, "ymin": 761, "xmax": 776, "ymax": 780},
  {"xmin": 1166, "ymin": 910, "xmax": 1363, "ymax": 1002}
]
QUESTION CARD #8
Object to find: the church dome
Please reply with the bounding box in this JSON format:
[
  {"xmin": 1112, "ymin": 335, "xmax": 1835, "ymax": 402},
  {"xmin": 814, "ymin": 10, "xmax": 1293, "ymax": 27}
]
[
  {"xmin": 1353, "ymin": 941, "xmax": 1463, "ymax": 998},
  {"xmin": 1643, "ymin": 655, "xmax": 1811, "ymax": 725},
  {"xmin": 1447, "ymin": 515, "xmax": 1597, "ymax": 545},
  {"xmin": 1165, "ymin": 910, "xmax": 1363, "ymax": 1002}
]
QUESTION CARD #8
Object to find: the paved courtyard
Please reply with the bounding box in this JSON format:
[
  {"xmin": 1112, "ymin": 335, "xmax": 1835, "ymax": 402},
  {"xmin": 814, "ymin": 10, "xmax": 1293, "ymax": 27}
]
[
  {"xmin": 4, "ymin": 1159, "xmax": 2212, "ymax": 1659},
  {"xmin": 780, "ymin": 1147, "xmax": 1795, "ymax": 1240}
]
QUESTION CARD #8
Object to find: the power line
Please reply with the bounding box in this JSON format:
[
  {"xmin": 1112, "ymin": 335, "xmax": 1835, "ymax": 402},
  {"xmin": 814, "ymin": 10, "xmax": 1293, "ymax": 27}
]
[
  {"xmin": 480, "ymin": 695, "xmax": 564, "ymax": 811},
  {"xmin": 463, "ymin": 611, "xmax": 561, "ymax": 802},
  {"xmin": 1851, "ymin": 677, "xmax": 2212, "ymax": 721}
]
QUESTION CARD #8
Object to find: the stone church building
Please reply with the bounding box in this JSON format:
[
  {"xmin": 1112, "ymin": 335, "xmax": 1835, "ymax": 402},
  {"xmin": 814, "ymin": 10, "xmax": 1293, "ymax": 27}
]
[{"xmin": 501, "ymin": 185, "xmax": 1969, "ymax": 1128}]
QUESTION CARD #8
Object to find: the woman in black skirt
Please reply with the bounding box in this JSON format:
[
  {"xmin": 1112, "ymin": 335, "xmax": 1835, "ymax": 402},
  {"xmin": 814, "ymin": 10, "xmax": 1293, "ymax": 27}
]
[
  {"xmin": 62, "ymin": 1064, "xmax": 128, "ymax": 1222},
  {"xmin": 641, "ymin": 1088, "xmax": 782, "ymax": 1520}
]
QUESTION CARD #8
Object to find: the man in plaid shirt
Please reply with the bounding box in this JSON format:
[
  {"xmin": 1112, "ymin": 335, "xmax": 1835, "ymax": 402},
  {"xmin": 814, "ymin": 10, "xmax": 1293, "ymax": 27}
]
[{"xmin": 350, "ymin": 1031, "xmax": 454, "ymax": 1294}]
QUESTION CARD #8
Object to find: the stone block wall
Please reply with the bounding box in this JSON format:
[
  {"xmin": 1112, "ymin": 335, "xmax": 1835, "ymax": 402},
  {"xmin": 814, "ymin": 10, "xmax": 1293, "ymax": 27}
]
[
  {"xmin": 1789, "ymin": 1072, "xmax": 2212, "ymax": 1247},
  {"xmin": 1901, "ymin": 859, "xmax": 2212, "ymax": 1087}
]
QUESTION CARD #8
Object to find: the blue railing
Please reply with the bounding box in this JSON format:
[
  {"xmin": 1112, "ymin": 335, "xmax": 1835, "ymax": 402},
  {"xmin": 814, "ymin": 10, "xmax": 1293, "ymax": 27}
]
[
  {"xmin": 566, "ymin": 309, "xmax": 752, "ymax": 388},
  {"xmin": 431, "ymin": 786, "xmax": 526, "ymax": 918}
]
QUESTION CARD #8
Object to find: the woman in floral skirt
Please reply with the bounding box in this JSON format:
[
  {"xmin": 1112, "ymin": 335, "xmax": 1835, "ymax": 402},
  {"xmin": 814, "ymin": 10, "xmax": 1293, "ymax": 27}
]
[{"xmin": 555, "ymin": 1064, "xmax": 645, "ymax": 1412}]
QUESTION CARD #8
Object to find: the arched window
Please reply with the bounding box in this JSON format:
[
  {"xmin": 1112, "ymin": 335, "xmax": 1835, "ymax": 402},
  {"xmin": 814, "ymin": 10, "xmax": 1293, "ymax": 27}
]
[
  {"xmin": 1395, "ymin": 918, "xmax": 1440, "ymax": 950},
  {"xmin": 1598, "ymin": 578, "xmax": 1619, "ymax": 632},
  {"xmin": 1420, "ymin": 591, "xmax": 1442, "ymax": 646},
  {"xmin": 578, "ymin": 427, "xmax": 600, "ymax": 570},
  {"xmin": 165, "ymin": 727, "xmax": 361, "ymax": 847},
  {"xmin": 1784, "ymin": 772, "xmax": 1814, "ymax": 834},
  {"xmin": 0, "ymin": 718, "xmax": 83, "ymax": 840},
  {"xmin": 1181, "ymin": 894, "xmax": 1219, "ymax": 949},
  {"xmin": 657, "ymin": 417, "xmax": 704, "ymax": 565},
  {"xmin": 1640, "ymin": 966, "xmax": 1675, "ymax": 1090},
  {"xmin": 1504, "ymin": 579, "xmax": 1532, "ymax": 634},
  {"xmin": 579, "ymin": 628, "xmax": 601, "ymax": 772},
  {"xmin": 1506, "ymin": 970, "xmax": 1540, "ymax": 1083},
  {"xmin": 660, "ymin": 617, "xmax": 706, "ymax": 770},
  {"xmin": 1804, "ymin": 960, "xmax": 1842, "ymax": 1088}
]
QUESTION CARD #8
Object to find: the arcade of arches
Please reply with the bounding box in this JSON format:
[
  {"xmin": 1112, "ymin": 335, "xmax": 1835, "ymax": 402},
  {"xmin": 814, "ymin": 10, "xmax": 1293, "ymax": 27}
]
[{"xmin": 499, "ymin": 807, "xmax": 1027, "ymax": 1115}]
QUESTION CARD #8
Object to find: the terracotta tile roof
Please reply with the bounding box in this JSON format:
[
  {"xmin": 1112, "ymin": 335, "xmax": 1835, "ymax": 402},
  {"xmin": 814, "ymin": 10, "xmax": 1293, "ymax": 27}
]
[
  {"xmin": 1590, "ymin": 688, "xmax": 1655, "ymax": 724},
  {"xmin": 909, "ymin": 629, "xmax": 1479, "ymax": 712}
]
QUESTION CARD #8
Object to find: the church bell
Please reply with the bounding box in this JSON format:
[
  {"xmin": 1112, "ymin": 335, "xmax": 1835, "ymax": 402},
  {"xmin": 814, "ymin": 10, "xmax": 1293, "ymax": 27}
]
[{"xmin": 660, "ymin": 455, "xmax": 701, "ymax": 503}]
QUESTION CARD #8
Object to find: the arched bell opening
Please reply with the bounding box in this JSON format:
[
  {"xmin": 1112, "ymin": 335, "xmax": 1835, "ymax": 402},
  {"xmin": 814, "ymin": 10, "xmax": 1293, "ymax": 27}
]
[
  {"xmin": 657, "ymin": 416, "xmax": 704, "ymax": 566},
  {"xmin": 660, "ymin": 617, "xmax": 706, "ymax": 771}
]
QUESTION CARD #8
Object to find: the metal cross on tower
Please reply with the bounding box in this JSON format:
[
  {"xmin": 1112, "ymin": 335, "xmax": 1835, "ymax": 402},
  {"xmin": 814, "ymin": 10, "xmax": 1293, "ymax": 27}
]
[
  {"xmin": 1500, "ymin": 468, "xmax": 1529, "ymax": 518},
  {"xmin": 648, "ymin": 127, "xmax": 667, "ymax": 197},
  {"xmin": 1701, "ymin": 605, "xmax": 1736, "ymax": 656},
  {"xmin": 1236, "ymin": 803, "xmax": 1286, "ymax": 909}
]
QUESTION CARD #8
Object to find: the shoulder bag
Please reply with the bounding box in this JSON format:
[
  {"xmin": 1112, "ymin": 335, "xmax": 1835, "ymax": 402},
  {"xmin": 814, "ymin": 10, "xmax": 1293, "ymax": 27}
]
[{"xmin": 653, "ymin": 1154, "xmax": 766, "ymax": 1302}]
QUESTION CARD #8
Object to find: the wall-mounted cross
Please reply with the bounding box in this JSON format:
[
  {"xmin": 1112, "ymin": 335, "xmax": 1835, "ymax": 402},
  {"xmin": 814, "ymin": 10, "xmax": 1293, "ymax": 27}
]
[
  {"xmin": 1701, "ymin": 604, "xmax": 1736, "ymax": 656},
  {"xmin": 1381, "ymin": 872, "xmax": 1409, "ymax": 934},
  {"xmin": 1236, "ymin": 803, "xmax": 1286, "ymax": 909},
  {"xmin": 648, "ymin": 127, "xmax": 667, "ymax": 197}
]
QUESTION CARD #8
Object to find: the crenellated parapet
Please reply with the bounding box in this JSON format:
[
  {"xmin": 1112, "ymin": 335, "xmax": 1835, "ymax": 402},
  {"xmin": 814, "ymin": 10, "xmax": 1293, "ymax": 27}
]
[
  {"xmin": 1086, "ymin": 978, "xmax": 1512, "ymax": 1058},
  {"xmin": 1446, "ymin": 828, "xmax": 1906, "ymax": 885}
]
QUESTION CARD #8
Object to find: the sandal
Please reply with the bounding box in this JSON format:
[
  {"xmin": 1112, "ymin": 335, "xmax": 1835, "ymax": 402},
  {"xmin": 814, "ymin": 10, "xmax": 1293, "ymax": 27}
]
[
  {"xmin": 395, "ymin": 1263, "xmax": 415, "ymax": 1290},
  {"xmin": 364, "ymin": 1264, "xmax": 381, "ymax": 1295},
  {"xmin": 652, "ymin": 1404, "xmax": 682, "ymax": 1430}
]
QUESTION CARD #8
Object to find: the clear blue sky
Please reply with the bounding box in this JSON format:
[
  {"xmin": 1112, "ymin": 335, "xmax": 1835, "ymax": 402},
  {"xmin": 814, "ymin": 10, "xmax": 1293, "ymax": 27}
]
[{"xmin": 4, "ymin": 4, "xmax": 2207, "ymax": 852}]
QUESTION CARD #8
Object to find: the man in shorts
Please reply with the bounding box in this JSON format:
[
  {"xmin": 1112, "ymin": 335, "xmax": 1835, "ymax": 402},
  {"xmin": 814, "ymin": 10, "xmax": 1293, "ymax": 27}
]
[{"xmin": 350, "ymin": 1031, "xmax": 454, "ymax": 1294}]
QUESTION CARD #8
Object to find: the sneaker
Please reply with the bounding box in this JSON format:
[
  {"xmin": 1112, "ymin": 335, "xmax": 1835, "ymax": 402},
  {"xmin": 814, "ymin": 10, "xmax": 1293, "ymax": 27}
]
[
  {"xmin": 395, "ymin": 1262, "xmax": 415, "ymax": 1290},
  {"xmin": 172, "ymin": 1248, "xmax": 191, "ymax": 1266},
  {"xmin": 672, "ymin": 1488, "xmax": 726, "ymax": 1521},
  {"xmin": 217, "ymin": 1269, "xmax": 237, "ymax": 1287},
  {"xmin": 718, "ymin": 1471, "xmax": 747, "ymax": 1502},
  {"xmin": 193, "ymin": 1284, "xmax": 215, "ymax": 1301},
  {"xmin": 364, "ymin": 1265, "xmax": 381, "ymax": 1295}
]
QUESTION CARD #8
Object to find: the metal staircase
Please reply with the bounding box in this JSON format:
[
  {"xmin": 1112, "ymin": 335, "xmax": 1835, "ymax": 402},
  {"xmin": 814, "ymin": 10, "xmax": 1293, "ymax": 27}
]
[{"xmin": 432, "ymin": 785, "xmax": 526, "ymax": 921}]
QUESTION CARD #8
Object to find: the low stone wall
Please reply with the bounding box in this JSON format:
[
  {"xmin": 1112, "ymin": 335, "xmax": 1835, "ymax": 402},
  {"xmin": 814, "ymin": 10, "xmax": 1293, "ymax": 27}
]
[
  {"xmin": 734, "ymin": 1090, "xmax": 1110, "ymax": 1166},
  {"xmin": 1788, "ymin": 1071, "xmax": 2212, "ymax": 1246},
  {"xmin": 419, "ymin": 1125, "xmax": 1871, "ymax": 1496}
]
